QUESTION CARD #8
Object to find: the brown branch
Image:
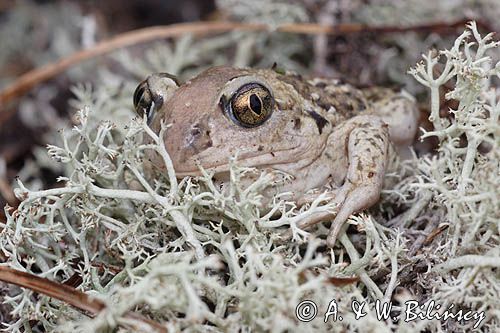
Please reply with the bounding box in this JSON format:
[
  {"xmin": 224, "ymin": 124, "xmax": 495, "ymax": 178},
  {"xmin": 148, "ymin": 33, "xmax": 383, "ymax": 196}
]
[
  {"xmin": 0, "ymin": 21, "xmax": 264, "ymax": 109},
  {"xmin": 0, "ymin": 19, "xmax": 493, "ymax": 116},
  {"xmin": 326, "ymin": 276, "xmax": 360, "ymax": 287},
  {"xmin": 0, "ymin": 266, "xmax": 167, "ymax": 333},
  {"xmin": 0, "ymin": 266, "xmax": 104, "ymax": 314},
  {"xmin": 423, "ymin": 224, "xmax": 450, "ymax": 246}
]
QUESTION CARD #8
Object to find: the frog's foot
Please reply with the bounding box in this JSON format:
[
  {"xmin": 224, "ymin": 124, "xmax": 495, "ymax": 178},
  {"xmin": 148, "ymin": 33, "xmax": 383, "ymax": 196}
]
[
  {"xmin": 280, "ymin": 115, "xmax": 389, "ymax": 247},
  {"xmin": 325, "ymin": 184, "xmax": 381, "ymax": 247},
  {"xmin": 278, "ymin": 213, "xmax": 329, "ymax": 243},
  {"xmin": 295, "ymin": 188, "xmax": 346, "ymax": 227},
  {"xmin": 277, "ymin": 188, "xmax": 345, "ymax": 241},
  {"xmin": 277, "ymin": 185, "xmax": 366, "ymax": 245},
  {"xmin": 326, "ymin": 116, "xmax": 389, "ymax": 247}
]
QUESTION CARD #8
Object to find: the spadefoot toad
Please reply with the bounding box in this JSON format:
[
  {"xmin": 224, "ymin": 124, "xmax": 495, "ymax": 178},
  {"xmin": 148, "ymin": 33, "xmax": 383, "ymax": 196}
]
[{"xmin": 133, "ymin": 66, "xmax": 419, "ymax": 247}]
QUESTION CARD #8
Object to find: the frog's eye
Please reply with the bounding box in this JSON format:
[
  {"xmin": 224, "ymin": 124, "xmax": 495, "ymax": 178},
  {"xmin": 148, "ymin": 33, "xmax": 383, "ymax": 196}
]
[
  {"xmin": 133, "ymin": 73, "xmax": 179, "ymax": 123},
  {"xmin": 133, "ymin": 80, "xmax": 154, "ymax": 120},
  {"xmin": 225, "ymin": 83, "xmax": 274, "ymax": 127}
]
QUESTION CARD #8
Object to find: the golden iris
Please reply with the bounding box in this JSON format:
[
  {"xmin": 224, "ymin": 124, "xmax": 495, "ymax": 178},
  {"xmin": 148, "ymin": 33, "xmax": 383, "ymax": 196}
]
[{"xmin": 228, "ymin": 83, "xmax": 274, "ymax": 127}]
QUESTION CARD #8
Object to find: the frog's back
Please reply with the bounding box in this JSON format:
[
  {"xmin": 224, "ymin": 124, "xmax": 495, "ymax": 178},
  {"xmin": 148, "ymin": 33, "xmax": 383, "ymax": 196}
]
[
  {"xmin": 262, "ymin": 69, "xmax": 418, "ymax": 149},
  {"xmin": 268, "ymin": 70, "xmax": 370, "ymax": 121}
]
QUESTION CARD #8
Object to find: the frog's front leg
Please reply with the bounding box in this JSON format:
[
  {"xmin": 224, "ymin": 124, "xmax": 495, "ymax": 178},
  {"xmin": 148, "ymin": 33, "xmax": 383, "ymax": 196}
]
[
  {"xmin": 286, "ymin": 115, "xmax": 389, "ymax": 247},
  {"xmin": 325, "ymin": 115, "xmax": 389, "ymax": 247}
]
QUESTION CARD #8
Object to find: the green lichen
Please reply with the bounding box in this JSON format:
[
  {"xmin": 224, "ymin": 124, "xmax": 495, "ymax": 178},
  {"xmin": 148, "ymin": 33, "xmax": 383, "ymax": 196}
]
[{"xmin": 0, "ymin": 4, "xmax": 498, "ymax": 332}]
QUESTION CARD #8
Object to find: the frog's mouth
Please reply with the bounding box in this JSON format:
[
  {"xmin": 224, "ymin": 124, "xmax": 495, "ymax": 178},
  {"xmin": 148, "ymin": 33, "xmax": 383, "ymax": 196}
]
[{"xmin": 172, "ymin": 138, "xmax": 327, "ymax": 178}]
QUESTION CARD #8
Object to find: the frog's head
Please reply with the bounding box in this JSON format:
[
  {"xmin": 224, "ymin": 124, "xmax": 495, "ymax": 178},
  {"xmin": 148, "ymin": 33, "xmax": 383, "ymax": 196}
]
[{"xmin": 133, "ymin": 66, "xmax": 329, "ymax": 177}]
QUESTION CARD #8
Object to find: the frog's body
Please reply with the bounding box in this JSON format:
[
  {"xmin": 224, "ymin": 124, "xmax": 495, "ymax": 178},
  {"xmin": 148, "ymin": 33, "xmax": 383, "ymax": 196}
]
[{"xmin": 134, "ymin": 66, "xmax": 419, "ymax": 247}]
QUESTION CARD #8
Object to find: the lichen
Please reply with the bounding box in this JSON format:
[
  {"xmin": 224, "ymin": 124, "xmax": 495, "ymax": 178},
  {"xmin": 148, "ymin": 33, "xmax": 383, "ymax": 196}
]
[{"xmin": 0, "ymin": 5, "xmax": 499, "ymax": 332}]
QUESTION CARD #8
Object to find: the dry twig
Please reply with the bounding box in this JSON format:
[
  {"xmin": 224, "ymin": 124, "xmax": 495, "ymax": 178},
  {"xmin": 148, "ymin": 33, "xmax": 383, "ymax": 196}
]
[
  {"xmin": 0, "ymin": 266, "xmax": 168, "ymax": 333},
  {"xmin": 0, "ymin": 19, "xmax": 492, "ymax": 117}
]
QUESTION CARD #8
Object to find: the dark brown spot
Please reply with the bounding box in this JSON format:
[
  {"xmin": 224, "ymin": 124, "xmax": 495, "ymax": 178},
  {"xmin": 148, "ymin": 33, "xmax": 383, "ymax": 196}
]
[
  {"xmin": 316, "ymin": 100, "xmax": 334, "ymax": 112},
  {"xmin": 345, "ymin": 103, "xmax": 354, "ymax": 111},
  {"xmin": 293, "ymin": 118, "xmax": 301, "ymax": 130},
  {"xmin": 306, "ymin": 110, "xmax": 329, "ymax": 134},
  {"xmin": 315, "ymin": 82, "xmax": 327, "ymax": 88},
  {"xmin": 368, "ymin": 172, "xmax": 375, "ymax": 178},
  {"xmin": 367, "ymin": 138, "xmax": 381, "ymax": 150},
  {"xmin": 258, "ymin": 145, "xmax": 264, "ymax": 151},
  {"xmin": 270, "ymin": 151, "xmax": 276, "ymax": 157},
  {"xmin": 344, "ymin": 136, "xmax": 350, "ymax": 157}
]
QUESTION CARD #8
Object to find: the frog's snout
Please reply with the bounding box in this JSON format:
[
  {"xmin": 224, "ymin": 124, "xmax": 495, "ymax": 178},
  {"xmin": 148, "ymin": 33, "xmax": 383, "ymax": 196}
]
[{"xmin": 133, "ymin": 73, "xmax": 179, "ymax": 123}]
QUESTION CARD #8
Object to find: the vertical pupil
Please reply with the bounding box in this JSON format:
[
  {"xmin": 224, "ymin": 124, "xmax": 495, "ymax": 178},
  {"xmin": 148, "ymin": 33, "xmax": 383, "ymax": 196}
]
[
  {"xmin": 134, "ymin": 86, "xmax": 145, "ymax": 108},
  {"xmin": 249, "ymin": 93, "xmax": 262, "ymax": 114}
]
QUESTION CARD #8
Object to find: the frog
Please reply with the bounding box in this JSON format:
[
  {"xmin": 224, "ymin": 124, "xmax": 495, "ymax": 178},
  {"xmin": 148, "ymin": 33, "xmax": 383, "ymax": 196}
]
[{"xmin": 132, "ymin": 66, "xmax": 419, "ymax": 247}]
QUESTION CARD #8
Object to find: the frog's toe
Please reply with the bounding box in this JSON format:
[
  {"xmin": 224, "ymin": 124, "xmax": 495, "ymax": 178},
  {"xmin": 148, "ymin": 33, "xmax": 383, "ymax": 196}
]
[
  {"xmin": 326, "ymin": 184, "xmax": 381, "ymax": 247},
  {"xmin": 326, "ymin": 211, "xmax": 349, "ymax": 248}
]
